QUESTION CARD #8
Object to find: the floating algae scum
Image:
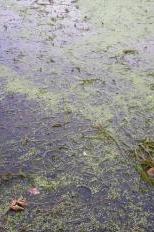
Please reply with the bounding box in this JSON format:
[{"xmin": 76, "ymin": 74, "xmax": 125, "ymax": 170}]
[{"xmin": 0, "ymin": 0, "xmax": 154, "ymax": 231}]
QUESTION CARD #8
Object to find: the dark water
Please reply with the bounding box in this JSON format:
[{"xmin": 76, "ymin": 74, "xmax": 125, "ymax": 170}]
[{"xmin": 0, "ymin": 0, "xmax": 154, "ymax": 231}]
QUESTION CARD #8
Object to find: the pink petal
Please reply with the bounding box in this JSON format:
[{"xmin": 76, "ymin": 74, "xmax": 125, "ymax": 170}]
[{"xmin": 28, "ymin": 187, "xmax": 40, "ymax": 195}]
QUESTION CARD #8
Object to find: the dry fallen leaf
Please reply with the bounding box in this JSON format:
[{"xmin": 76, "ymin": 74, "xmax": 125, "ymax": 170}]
[
  {"xmin": 147, "ymin": 167, "xmax": 154, "ymax": 177},
  {"xmin": 10, "ymin": 198, "xmax": 28, "ymax": 212},
  {"xmin": 28, "ymin": 187, "xmax": 40, "ymax": 195}
]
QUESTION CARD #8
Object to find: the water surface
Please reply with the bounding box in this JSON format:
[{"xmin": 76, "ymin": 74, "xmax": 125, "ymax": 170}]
[{"xmin": 0, "ymin": 0, "xmax": 154, "ymax": 231}]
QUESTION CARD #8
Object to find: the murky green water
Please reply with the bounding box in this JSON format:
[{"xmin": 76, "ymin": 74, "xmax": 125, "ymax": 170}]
[{"xmin": 0, "ymin": 0, "xmax": 154, "ymax": 231}]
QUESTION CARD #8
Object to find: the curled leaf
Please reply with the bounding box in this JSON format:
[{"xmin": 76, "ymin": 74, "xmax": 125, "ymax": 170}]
[{"xmin": 10, "ymin": 198, "xmax": 28, "ymax": 212}]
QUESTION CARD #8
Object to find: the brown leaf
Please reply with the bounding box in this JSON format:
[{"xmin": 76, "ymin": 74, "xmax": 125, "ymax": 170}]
[
  {"xmin": 10, "ymin": 198, "xmax": 28, "ymax": 212},
  {"xmin": 10, "ymin": 204, "xmax": 24, "ymax": 211},
  {"xmin": 147, "ymin": 167, "xmax": 154, "ymax": 177},
  {"xmin": 17, "ymin": 198, "xmax": 28, "ymax": 207}
]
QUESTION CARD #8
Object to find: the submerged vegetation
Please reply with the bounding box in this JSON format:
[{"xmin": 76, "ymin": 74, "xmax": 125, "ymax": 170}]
[{"xmin": 134, "ymin": 139, "xmax": 154, "ymax": 186}]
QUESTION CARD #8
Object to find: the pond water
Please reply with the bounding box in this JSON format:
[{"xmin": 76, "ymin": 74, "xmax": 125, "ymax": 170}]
[{"xmin": 0, "ymin": 0, "xmax": 154, "ymax": 231}]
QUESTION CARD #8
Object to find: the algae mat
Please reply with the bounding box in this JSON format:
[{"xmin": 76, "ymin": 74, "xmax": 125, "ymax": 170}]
[{"xmin": 0, "ymin": 0, "xmax": 154, "ymax": 231}]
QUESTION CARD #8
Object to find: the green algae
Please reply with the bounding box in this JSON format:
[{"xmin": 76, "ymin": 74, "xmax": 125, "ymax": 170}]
[
  {"xmin": 1, "ymin": 64, "xmax": 113, "ymax": 124},
  {"xmin": 33, "ymin": 175, "xmax": 72, "ymax": 191},
  {"xmin": 64, "ymin": 0, "xmax": 154, "ymax": 126},
  {"xmin": 6, "ymin": 78, "xmax": 62, "ymax": 111},
  {"xmin": 0, "ymin": 171, "xmax": 26, "ymax": 184},
  {"xmin": 79, "ymin": 78, "xmax": 100, "ymax": 86},
  {"xmin": 79, "ymin": 0, "xmax": 154, "ymax": 37},
  {"xmin": 1, "ymin": 59, "xmax": 153, "ymax": 129},
  {"xmin": 19, "ymin": 148, "xmax": 38, "ymax": 162},
  {"xmin": 0, "ymin": 64, "xmax": 18, "ymax": 79}
]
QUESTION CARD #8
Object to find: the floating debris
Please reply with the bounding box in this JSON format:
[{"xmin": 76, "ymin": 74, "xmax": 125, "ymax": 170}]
[
  {"xmin": 147, "ymin": 168, "xmax": 154, "ymax": 178},
  {"xmin": 122, "ymin": 49, "xmax": 138, "ymax": 55},
  {"xmin": 52, "ymin": 123, "xmax": 63, "ymax": 128},
  {"xmin": 10, "ymin": 198, "xmax": 28, "ymax": 212}
]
